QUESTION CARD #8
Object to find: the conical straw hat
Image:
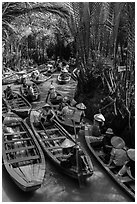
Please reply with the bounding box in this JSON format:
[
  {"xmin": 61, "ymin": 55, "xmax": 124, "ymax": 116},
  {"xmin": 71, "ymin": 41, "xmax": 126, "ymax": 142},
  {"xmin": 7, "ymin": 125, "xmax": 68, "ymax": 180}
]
[
  {"xmin": 106, "ymin": 128, "xmax": 114, "ymax": 135},
  {"xmin": 76, "ymin": 103, "xmax": 86, "ymax": 110},
  {"xmin": 111, "ymin": 136, "xmax": 125, "ymax": 149},
  {"xmin": 127, "ymin": 149, "xmax": 135, "ymax": 161},
  {"xmin": 61, "ymin": 138, "xmax": 75, "ymax": 148},
  {"xmin": 94, "ymin": 113, "xmax": 105, "ymax": 122}
]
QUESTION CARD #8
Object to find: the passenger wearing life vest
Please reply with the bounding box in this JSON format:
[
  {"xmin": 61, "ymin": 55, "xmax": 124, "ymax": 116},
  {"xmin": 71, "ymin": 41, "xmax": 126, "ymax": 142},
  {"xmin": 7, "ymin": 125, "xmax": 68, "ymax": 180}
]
[
  {"xmin": 107, "ymin": 136, "xmax": 129, "ymax": 169},
  {"xmin": 61, "ymin": 103, "xmax": 75, "ymax": 123},
  {"xmin": 117, "ymin": 148, "xmax": 135, "ymax": 180},
  {"xmin": 72, "ymin": 103, "xmax": 86, "ymax": 124}
]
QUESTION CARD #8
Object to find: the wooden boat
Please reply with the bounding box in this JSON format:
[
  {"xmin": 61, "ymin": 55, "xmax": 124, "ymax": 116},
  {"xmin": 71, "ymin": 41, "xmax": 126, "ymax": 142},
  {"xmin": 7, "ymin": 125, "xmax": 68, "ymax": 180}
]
[
  {"xmin": 85, "ymin": 134, "xmax": 135, "ymax": 200},
  {"xmin": 46, "ymin": 91, "xmax": 63, "ymax": 108},
  {"xmin": 2, "ymin": 73, "xmax": 19, "ymax": 85},
  {"xmin": 20, "ymin": 82, "xmax": 40, "ymax": 102},
  {"xmin": 38, "ymin": 64, "xmax": 48, "ymax": 73},
  {"xmin": 3, "ymin": 91, "xmax": 31, "ymax": 119},
  {"xmin": 71, "ymin": 68, "xmax": 79, "ymax": 81},
  {"xmin": 57, "ymin": 74, "xmax": 71, "ymax": 84},
  {"xmin": 31, "ymin": 74, "xmax": 52, "ymax": 84},
  {"xmin": 2, "ymin": 112, "xmax": 46, "ymax": 192},
  {"xmin": 29, "ymin": 109, "xmax": 93, "ymax": 181},
  {"xmin": 54, "ymin": 113, "xmax": 81, "ymax": 134},
  {"xmin": 2, "ymin": 97, "xmax": 9, "ymax": 117}
]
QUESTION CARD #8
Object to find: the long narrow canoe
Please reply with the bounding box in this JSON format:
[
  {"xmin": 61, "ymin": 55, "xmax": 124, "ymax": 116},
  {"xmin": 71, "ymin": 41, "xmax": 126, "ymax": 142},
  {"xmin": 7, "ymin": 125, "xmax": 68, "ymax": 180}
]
[
  {"xmin": 31, "ymin": 74, "xmax": 52, "ymax": 84},
  {"xmin": 3, "ymin": 91, "xmax": 31, "ymax": 119},
  {"xmin": 57, "ymin": 74, "xmax": 71, "ymax": 85},
  {"xmin": 20, "ymin": 82, "xmax": 40, "ymax": 102},
  {"xmin": 29, "ymin": 109, "xmax": 93, "ymax": 181},
  {"xmin": 2, "ymin": 112, "xmax": 46, "ymax": 192},
  {"xmin": 2, "ymin": 73, "xmax": 19, "ymax": 85},
  {"xmin": 85, "ymin": 134, "xmax": 135, "ymax": 200}
]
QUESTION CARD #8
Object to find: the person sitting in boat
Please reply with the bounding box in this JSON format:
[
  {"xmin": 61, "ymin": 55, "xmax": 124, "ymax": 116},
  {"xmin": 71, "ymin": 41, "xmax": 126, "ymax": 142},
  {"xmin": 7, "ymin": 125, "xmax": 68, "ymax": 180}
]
[
  {"xmin": 47, "ymin": 63, "xmax": 53, "ymax": 73},
  {"xmin": 46, "ymin": 82, "xmax": 62, "ymax": 104},
  {"xmin": 58, "ymin": 96, "xmax": 70, "ymax": 111},
  {"xmin": 39, "ymin": 103, "xmax": 55, "ymax": 125},
  {"xmin": 107, "ymin": 136, "xmax": 129, "ymax": 171},
  {"xmin": 91, "ymin": 113, "xmax": 105, "ymax": 137},
  {"xmin": 27, "ymin": 84, "xmax": 35, "ymax": 96},
  {"xmin": 60, "ymin": 140, "xmax": 85, "ymax": 169},
  {"xmin": 117, "ymin": 149, "xmax": 135, "ymax": 180},
  {"xmin": 103, "ymin": 128, "xmax": 115, "ymax": 162},
  {"xmin": 31, "ymin": 70, "xmax": 40, "ymax": 80},
  {"xmin": 60, "ymin": 138, "xmax": 75, "ymax": 168},
  {"xmin": 72, "ymin": 103, "xmax": 86, "ymax": 124},
  {"xmin": 4, "ymin": 85, "xmax": 14, "ymax": 100},
  {"xmin": 60, "ymin": 67, "xmax": 69, "ymax": 79},
  {"xmin": 60, "ymin": 102, "xmax": 76, "ymax": 123}
]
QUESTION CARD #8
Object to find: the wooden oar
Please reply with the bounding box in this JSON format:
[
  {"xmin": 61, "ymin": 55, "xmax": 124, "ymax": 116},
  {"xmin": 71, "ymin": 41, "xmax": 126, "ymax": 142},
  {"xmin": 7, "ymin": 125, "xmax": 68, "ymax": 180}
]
[{"xmin": 72, "ymin": 119, "xmax": 84, "ymax": 187}]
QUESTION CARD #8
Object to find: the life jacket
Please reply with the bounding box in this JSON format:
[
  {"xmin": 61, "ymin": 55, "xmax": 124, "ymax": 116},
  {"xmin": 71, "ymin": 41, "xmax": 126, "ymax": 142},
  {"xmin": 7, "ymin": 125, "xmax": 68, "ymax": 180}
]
[{"xmin": 71, "ymin": 109, "xmax": 82, "ymax": 123}]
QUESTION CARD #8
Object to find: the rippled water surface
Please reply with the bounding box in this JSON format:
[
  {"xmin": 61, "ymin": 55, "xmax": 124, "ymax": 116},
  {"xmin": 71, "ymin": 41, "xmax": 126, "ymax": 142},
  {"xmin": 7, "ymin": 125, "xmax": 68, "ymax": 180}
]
[{"xmin": 2, "ymin": 74, "xmax": 132, "ymax": 202}]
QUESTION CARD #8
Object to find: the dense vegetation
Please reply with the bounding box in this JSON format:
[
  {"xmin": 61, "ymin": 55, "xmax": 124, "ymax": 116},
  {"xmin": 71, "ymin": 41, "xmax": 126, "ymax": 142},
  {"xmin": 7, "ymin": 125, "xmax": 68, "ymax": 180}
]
[{"xmin": 2, "ymin": 2, "xmax": 135, "ymax": 147}]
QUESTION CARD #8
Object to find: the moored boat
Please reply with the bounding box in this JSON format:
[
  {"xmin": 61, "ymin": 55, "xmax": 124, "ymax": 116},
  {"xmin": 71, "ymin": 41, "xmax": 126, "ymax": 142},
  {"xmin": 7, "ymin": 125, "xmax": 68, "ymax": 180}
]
[
  {"xmin": 2, "ymin": 112, "xmax": 46, "ymax": 192},
  {"xmin": 31, "ymin": 74, "xmax": 51, "ymax": 84},
  {"xmin": 29, "ymin": 109, "xmax": 93, "ymax": 181},
  {"xmin": 57, "ymin": 74, "xmax": 71, "ymax": 84},
  {"xmin": 3, "ymin": 90, "xmax": 31, "ymax": 119},
  {"xmin": 20, "ymin": 82, "xmax": 40, "ymax": 102},
  {"xmin": 2, "ymin": 73, "xmax": 19, "ymax": 85},
  {"xmin": 85, "ymin": 131, "xmax": 135, "ymax": 200}
]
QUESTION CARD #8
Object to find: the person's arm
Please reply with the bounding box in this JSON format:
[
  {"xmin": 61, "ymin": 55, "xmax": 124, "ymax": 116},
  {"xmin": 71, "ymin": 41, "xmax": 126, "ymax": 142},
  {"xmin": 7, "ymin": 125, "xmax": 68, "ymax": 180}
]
[
  {"xmin": 107, "ymin": 148, "xmax": 115, "ymax": 166},
  {"xmin": 117, "ymin": 161, "xmax": 129, "ymax": 176}
]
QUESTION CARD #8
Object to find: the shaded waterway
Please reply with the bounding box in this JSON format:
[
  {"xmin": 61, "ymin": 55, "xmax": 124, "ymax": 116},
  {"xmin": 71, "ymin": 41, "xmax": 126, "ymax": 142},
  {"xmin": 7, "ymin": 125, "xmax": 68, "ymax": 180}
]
[{"xmin": 2, "ymin": 73, "xmax": 132, "ymax": 202}]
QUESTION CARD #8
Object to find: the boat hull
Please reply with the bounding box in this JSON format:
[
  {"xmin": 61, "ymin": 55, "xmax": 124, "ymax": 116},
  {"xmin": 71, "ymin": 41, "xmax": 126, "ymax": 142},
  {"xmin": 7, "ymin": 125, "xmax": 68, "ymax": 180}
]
[
  {"xmin": 20, "ymin": 82, "xmax": 40, "ymax": 102},
  {"xmin": 3, "ymin": 91, "xmax": 31, "ymax": 119},
  {"xmin": 57, "ymin": 75, "xmax": 71, "ymax": 84},
  {"xmin": 85, "ymin": 135, "xmax": 135, "ymax": 200},
  {"xmin": 29, "ymin": 110, "xmax": 93, "ymax": 181},
  {"xmin": 2, "ymin": 113, "xmax": 46, "ymax": 192}
]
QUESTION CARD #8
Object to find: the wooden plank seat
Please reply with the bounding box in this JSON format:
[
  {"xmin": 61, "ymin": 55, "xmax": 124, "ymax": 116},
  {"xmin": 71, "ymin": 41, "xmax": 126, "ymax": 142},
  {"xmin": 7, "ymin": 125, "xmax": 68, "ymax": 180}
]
[
  {"xmin": 37, "ymin": 128, "xmax": 59, "ymax": 134},
  {"xmin": 47, "ymin": 146, "xmax": 63, "ymax": 150},
  {"xmin": 5, "ymin": 145, "xmax": 35, "ymax": 153},
  {"xmin": 8, "ymin": 155, "xmax": 40, "ymax": 164},
  {"xmin": 4, "ymin": 131, "xmax": 27, "ymax": 136},
  {"xmin": 4, "ymin": 137, "xmax": 32, "ymax": 144},
  {"xmin": 42, "ymin": 136, "xmax": 66, "ymax": 142},
  {"xmin": 56, "ymin": 153, "xmax": 73, "ymax": 159}
]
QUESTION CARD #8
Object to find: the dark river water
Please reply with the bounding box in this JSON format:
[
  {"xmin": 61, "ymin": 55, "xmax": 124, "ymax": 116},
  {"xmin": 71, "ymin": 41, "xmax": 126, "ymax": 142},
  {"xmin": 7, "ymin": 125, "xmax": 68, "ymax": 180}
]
[{"xmin": 2, "ymin": 74, "xmax": 132, "ymax": 202}]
